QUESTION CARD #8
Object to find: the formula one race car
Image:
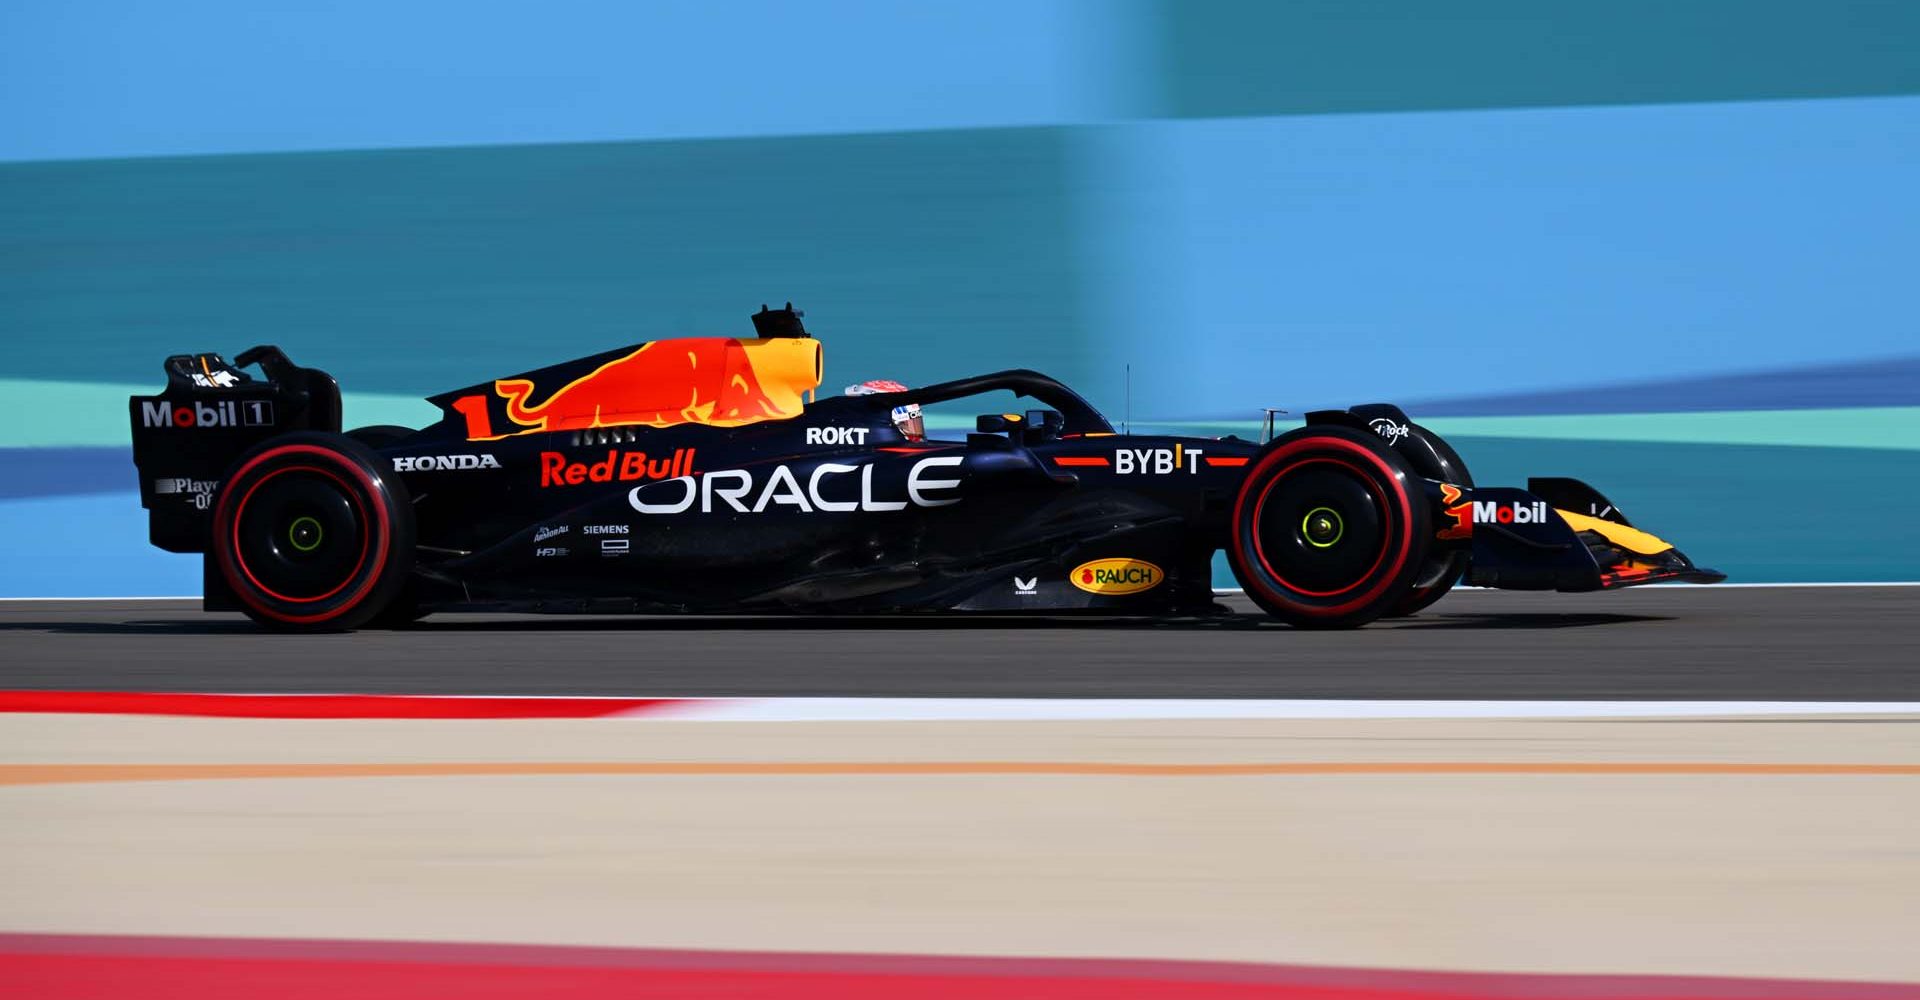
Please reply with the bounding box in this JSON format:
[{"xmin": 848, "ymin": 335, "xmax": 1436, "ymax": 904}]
[{"xmin": 129, "ymin": 305, "xmax": 1722, "ymax": 631}]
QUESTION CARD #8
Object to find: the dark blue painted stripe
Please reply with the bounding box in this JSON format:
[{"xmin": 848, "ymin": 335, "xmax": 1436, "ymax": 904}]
[{"xmin": 0, "ymin": 447, "xmax": 137, "ymax": 499}]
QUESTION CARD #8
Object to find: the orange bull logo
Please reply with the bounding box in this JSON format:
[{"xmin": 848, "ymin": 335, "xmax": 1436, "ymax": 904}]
[
  {"xmin": 492, "ymin": 337, "xmax": 821, "ymax": 435},
  {"xmin": 1438, "ymin": 483, "xmax": 1473, "ymax": 540}
]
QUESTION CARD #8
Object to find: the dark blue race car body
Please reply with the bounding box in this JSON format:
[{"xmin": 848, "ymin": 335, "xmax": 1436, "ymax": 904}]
[{"xmin": 128, "ymin": 306, "xmax": 1722, "ymax": 631}]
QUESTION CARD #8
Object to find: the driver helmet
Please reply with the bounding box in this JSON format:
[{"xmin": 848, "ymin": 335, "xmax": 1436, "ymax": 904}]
[{"xmin": 844, "ymin": 379, "xmax": 923, "ymax": 441}]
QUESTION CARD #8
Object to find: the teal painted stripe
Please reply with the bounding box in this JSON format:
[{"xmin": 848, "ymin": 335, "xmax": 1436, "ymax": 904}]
[
  {"xmin": 4, "ymin": 380, "xmax": 1040, "ymax": 446},
  {"xmin": 1440, "ymin": 436, "xmax": 1920, "ymax": 584},
  {"xmin": 1155, "ymin": 0, "xmax": 1920, "ymax": 119},
  {"xmin": 0, "ymin": 379, "xmax": 438, "ymax": 448},
  {"xmin": 1432, "ymin": 409, "xmax": 1920, "ymax": 451},
  {"xmin": 1147, "ymin": 407, "xmax": 1920, "ymax": 453},
  {"xmin": 12, "ymin": 382, "xmax": 1920, "ymax": 451}
]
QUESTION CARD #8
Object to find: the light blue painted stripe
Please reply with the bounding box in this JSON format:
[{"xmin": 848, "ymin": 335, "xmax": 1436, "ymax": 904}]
[
  {"xmin": 0, "ymin": 492, "xmax": 200, "ymax": 598},
  {"xmin": 0, "ymin": 379, "xmax": 440, "ymax": 448}
]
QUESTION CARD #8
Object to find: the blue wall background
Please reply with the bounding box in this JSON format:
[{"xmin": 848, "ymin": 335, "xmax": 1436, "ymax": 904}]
[{"xmin": 3, "ymin": 0, "xmax": 1917, "ymax": 595}]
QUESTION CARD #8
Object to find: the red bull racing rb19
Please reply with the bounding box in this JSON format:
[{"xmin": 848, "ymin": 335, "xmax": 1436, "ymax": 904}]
[{"xmin": 127, "ymin": 304, "xmax": 1722, "ymax": 631}]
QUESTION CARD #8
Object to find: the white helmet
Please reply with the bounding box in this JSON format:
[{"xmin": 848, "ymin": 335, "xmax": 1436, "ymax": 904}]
[{"xmin": 844, "ymin": 379, "xmax": 924, "ymax": 441}]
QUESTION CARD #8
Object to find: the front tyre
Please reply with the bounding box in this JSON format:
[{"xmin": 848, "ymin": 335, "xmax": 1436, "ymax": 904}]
[
  {"xmin": 1227, "ymin": 426, "xmax": 1431, "ymax": 629},
  {"xmin": 1385, "ymin": 421, "xmax": 1472, "ymax": 617},
  {"xmin": 211, "ymin": 432, "xmax": 415, "ymax": 632}
]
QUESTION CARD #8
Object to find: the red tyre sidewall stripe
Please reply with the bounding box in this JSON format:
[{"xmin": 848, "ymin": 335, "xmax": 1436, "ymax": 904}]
[
  {"xmin": 1232, "ymin": 436, "xmax": 1416, "ymax": 618},
  {"xmin": 1249, "ymin": 457, "xmax": 1393, "ymax": 598},
  {"xmin": 215, "ymin": 444, "xmax": 392, "ymax": 625},
  {"xmin": 230, "ymin": 465, "xmax": 370, "ymax": 605}
]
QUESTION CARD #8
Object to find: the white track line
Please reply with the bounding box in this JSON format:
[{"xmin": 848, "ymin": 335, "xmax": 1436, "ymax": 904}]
[
  {"xmin": 8, "ymin": 692, "xmax": 1916, "ymax": 722},
  {"xmin": 0, "ymin": 596, "xmax": 201, "ymax": 602},
  {"xmin": 1218, "ymin": 583, "xmax": 1920, "ymax": 592},
  {"xmin": 647, "ymin": 698, "xmax": 1920, "ymax": 722}
]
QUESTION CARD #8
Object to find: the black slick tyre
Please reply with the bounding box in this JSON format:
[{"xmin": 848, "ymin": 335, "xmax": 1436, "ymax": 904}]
[
  {"xmin": 210, "ymin": 432, "xmax": 414, "ymax": 632},
  {"xmin": 346, "ymin": 425, "xmax": 429, "ymax": 627},
  {"xmin": 1227, "ymin": 426, "xmax": 1432, "ymax": 629},
  {"xmin": 1385, "ymin": 421, "xmax": 1472, "ymax": 617}
]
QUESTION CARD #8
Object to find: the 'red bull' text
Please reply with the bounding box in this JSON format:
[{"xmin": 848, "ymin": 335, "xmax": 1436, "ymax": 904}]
[{"xmin": 540, "ymin": 449, "xmax": 696, "ymax": 487}]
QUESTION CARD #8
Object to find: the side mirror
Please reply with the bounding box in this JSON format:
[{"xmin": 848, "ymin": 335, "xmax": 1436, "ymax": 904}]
[
  {"xmin": 976, "ymin": 413, "xmax": 1024, "ymax": 434},
  {"xmin": 1025, "ymin": 410, "xmax": 1065, "ymax": 437}
]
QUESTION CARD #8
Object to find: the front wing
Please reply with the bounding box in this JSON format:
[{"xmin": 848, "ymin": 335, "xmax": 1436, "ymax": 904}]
[{"xmin": 1436, "ymin": 477, "xmax": 1725, "ymax": 592}]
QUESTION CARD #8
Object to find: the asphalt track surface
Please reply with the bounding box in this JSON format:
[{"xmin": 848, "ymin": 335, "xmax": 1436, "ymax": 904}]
[{"xmin": 2, "ymin": 586, "xmax": 1916, "ymax": 700}]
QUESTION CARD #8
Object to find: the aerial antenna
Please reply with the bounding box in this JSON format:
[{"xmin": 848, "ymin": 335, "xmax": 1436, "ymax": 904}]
[
  {"xmin": 1124, "ymin": 364, "xmax": 1132, "ymax": 435},
  {"xmin": 1261, "ymin": 407, "xmax": 1290, "ymax": 444}
]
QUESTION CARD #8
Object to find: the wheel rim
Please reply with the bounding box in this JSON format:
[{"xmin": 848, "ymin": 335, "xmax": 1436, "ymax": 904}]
[
  {"xmin": 1250, "ymin": 458, "xmax": 1393, "ymax": 598},
  {"xmin": 287, "ymin": 516, "xmax": 324, "ymax": 552},
  {"xmin": 1300, "ymin": 507, "xmax": 1344, "ymax": 548},
  {"xmin": 231, "ymin": 465, "xmax": 370, "ymax": 603}
]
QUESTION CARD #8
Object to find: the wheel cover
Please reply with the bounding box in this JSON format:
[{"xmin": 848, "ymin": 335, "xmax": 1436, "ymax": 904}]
[
  {"xmin": 1300, "ymin": 507, "xmax": 1344, "ymax": 549},
  {"xmin": 1228, "ymin": 433, "xmax": 1423, "ymax": 621},
  {"xmin": 1250, "ymin": 459, "xmax": 1393, "ymax": 598},
  {"xmin": 287, "ymin": 516, "xmax": 324, "ymax": 553},
  {"xmin": 230, "ymin": 465, "xmax": 371, "ymax": 604}
]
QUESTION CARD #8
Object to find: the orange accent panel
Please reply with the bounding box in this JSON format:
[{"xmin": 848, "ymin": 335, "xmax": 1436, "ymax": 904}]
[
  {"xmin": 491, "ymin": 336, "xmax": 821, "ymax": 435},
  {"xmin": 1438, "ymin": 483, "xmax": 1473, "ymax": 541},
  {"xmin": 1556, "ymin": 508, "xmax": 1674, "ymax": 555}
]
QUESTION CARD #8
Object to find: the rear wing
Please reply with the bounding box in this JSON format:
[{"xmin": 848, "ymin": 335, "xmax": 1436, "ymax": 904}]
[{"xmin": 129, "ymin": 346, "xmax": 342, "ymax": 552}]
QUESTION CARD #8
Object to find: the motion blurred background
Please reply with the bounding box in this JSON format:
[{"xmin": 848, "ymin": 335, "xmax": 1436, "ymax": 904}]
[{"xmin": 4, "ymin": 0, "xmax": 1917, "ymax": 596}]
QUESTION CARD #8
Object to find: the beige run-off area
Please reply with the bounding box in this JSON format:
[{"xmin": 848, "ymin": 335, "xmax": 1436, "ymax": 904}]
[{"xmin": 3, "ymin": 713, "xmax": 1918, "ymax": 983}]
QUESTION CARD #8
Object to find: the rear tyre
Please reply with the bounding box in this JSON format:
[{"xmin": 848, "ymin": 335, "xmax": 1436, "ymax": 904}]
[
  {"xmin": 1227, "ymin": 426, "xmax": 1431, "ymax": 629},
  {"xmin": 1385, "ymin": 421, "xmax": 1472, "ymax": 617},
  {"xmin": 346, "ymin": 425, "xmax": 429, "ymax": 627},
  {"xmin": 211, "ymin": 432, "xmax": 414, "ymax": 632}
]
